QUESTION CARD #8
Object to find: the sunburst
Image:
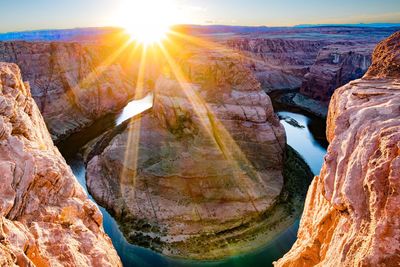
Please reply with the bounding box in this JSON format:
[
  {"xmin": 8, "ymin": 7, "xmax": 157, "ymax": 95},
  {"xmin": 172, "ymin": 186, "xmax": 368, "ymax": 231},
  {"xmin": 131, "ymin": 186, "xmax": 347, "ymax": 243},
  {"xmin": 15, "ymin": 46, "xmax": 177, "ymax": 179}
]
[{"xmin": 115, "ymin": 0, "xmax": 180, "ymax": 45}]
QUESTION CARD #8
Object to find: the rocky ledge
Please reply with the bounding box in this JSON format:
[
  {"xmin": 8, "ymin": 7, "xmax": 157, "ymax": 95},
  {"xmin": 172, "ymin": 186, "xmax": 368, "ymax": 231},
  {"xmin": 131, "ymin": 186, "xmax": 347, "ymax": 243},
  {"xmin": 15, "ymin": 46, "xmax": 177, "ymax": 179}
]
[
  {"xmin": 0, "ymin": 41, "xmax": 135, "ymax": 142},
  {"xmin": 276, "ymin": 31, "xmax": 400, "ymax": 266},
  {"xmin": 0, "ymin": 62, "xmax": 121, "ymax": 266},
  {"xmin": 84, "ymin": 48, "xmax": 312, "ymax": 259}
]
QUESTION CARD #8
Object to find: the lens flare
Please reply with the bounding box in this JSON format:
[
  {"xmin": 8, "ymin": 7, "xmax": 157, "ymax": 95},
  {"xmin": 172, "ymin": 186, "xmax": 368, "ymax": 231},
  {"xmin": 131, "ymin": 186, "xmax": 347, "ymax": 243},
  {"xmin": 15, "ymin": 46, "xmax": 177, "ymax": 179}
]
[{"xmin": 115, "ymin": 0, "xmax": 180, "ymax": 45}]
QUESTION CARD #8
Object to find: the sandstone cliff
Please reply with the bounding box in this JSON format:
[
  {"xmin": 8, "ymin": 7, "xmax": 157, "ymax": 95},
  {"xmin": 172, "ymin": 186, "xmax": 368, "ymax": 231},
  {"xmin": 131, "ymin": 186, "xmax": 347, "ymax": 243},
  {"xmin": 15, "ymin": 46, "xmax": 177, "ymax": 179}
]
[
  {"xmin": 275, "ymin": 31, "xmax": 400, "ymax": 267},
  {"xmin": 300, "ymin": 42, "xmax": 373, "ymax": 101},
  {"xmin": 0, "ymin": 62, "xmax": 121, "ymax": 266},
  {"xmin": 0, "ymin": 41, "xmax": 135, "ymax": 142},
  {"xmin": 227, "ymin": 38, "xmax": 325, "ymax": 91},
  {"xmin": 84, "ymin": 48, "xmax": 295, "ymax": 259},
  {"xmin": 227, "ymin": 37, "xmax": 380, "ymax": 113}
]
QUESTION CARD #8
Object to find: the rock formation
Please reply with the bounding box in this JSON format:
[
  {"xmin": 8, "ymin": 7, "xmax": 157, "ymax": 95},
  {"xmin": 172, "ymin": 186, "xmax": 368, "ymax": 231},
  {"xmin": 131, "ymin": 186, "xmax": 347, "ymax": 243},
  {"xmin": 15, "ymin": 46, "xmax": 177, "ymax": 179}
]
[
  {"xmin": 85, "ymin": 48, "xmax": 290, "ymax": 259},
  {"xmin": 300, "ymin": 42, "xmax": 374, "ymax": 101},
  {"xmin": 0, "ymin": 41, "xmax": 135, "ymax": 142},
  {"xmin": 227, "ymin": 38, "xmax": 325, "ymax": 91},
  {"xmin": 226, "ymin": 33, "xmax": 395, "ymax": 115},
  {"xmin": 275, "ymin": 31, "xmax": 400, "ymax": 266},
  {"xmin": 364, "ymin": 32, "xmax": 400, "ymax": 79},
  {"xmin": 0, "ymin": 62, "xmax": 121, "ymax": 266}
]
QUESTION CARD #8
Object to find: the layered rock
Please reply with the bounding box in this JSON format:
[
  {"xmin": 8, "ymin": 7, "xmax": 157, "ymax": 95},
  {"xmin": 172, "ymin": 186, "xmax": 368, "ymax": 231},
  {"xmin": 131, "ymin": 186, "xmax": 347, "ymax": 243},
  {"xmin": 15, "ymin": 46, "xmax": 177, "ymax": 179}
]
[
  {"xmin": 0, "ymin": 41, "xmax": 135, "ymax": 142},
  {"xmin": 276, "ymin": 32, "xmax": 400, "ymax": 266},
  {"xmin": 300, "ymin": 42, "xmax": 374, "ymax": 101},
  {"xmin": 227, "ymin": 38, "xmax": 325, "ymax": 91},
  {"xmin": 364, "ymin": 32, "xmax": 400, "ymax": 79},
  {"xmin": 0, "ymin": 62, "xmax": 121, "ymax": 266},
  {"xmin": 85, "ymin": 48, "xmax": 288, "ymax": 259},
  {"xmin": 226, "ymin": 37, "xmax": 384, "ymax": 114}
]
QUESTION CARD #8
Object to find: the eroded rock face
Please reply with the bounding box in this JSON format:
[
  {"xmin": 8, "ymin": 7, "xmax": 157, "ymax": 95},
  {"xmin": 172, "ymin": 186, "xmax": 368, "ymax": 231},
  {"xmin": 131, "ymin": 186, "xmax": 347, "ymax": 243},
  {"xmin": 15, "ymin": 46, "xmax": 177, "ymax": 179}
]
[
  {"xmin": 0, "ymin": 62, "xmax": 121, "ymax": 266},
  {"xmin": 0, "ymin": 41, "xmax": 135, "ymax": 142},
  {"xmin": 275, "ymin": 32, "xmax": 400, "ymax": 266},
  {"xmin": 227, "ymin": 37, "xmax": 380, "ymax": 109},
  {"xmin": 300, "ymin": 42, "xmax": 374, "ymax": 101},
  {"xmin": 227, "ymin": 38, "xmax": 325, "ymax": 91},
  {"xmin": 86, "ymin": 49, "xmax": 287, "ymax": 259},
  {"xmin": 365, "ymin": 31, "xmax": 400, "ymax": 79}
]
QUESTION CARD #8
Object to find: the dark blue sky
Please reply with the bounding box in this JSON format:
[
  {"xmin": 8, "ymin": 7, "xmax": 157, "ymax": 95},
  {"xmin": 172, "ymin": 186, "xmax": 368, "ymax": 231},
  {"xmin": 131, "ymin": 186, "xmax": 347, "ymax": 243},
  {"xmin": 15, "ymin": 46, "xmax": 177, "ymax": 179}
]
[{"xmin": 1, "ymin": 0, "xmax": 399, "ymax": 32}]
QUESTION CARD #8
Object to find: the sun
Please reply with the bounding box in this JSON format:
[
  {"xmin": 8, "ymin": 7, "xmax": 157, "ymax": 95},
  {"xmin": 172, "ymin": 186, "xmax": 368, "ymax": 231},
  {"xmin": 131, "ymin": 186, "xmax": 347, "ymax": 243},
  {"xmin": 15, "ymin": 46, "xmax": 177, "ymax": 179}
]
[
  {"xmin": 115, "ymin": 0, "xmax": 179, "ymax": 45},
  {"xmin": 126, "ymin": 22, "xmax": 169, "ymax": 45}
]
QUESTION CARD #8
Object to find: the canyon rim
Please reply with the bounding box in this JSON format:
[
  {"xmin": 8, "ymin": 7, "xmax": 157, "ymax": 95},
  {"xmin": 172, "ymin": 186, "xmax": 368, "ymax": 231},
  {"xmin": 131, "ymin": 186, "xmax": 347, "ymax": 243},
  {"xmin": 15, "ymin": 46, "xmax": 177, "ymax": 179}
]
[{"xmin": 0, "ymin": 1, "xmax": 400, "ymax": 266}]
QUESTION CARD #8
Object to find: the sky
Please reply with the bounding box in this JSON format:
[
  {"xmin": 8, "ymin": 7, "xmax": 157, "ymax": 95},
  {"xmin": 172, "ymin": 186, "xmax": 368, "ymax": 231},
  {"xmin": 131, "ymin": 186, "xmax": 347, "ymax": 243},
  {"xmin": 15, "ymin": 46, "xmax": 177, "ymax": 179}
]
[{"xmin": 1, "ymin": 0, "xmax": 400, "ymax": 32}]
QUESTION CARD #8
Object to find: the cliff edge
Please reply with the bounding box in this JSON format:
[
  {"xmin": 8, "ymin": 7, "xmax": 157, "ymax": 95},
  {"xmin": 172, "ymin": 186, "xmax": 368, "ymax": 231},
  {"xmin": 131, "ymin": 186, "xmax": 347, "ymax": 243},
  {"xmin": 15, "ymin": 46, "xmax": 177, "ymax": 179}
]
[
  {"xmin": 275, "ymin": 31, "xmax": 400, "ymax": 266},
  {"xmin": 0, "ymin": 62, "xmax": 121, "ymax": 266}
]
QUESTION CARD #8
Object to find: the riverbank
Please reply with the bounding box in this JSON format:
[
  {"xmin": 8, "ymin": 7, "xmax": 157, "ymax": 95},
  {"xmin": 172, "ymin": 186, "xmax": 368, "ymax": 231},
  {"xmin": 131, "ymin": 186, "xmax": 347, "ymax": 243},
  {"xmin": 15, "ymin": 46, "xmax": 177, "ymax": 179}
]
[
  {"xmin": 106, "ymin": 145, "xmax": 313, "ymax": 260},
  {"xmin": 57, "ymin": 98, "xmax": 326, "ymax": 266},
  {"xmin": 269, "ymin": 90, "xmax": 328, "ymax": 118},
  {"xmin": 79, "ymin": 108, "xmax": 314, "ymax": 260}
]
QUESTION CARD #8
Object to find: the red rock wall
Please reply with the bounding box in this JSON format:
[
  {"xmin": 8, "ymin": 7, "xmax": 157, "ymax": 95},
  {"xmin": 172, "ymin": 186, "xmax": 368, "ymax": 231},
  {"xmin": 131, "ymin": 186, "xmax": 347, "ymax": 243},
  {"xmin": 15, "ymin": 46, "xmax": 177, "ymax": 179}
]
[
  {"xmin": 0, "ymin": 41, "xmax": 135, "ymax": 142},
  {"xmin": 227, "ymin": 38, "xmax": 325, "ymax": 91},
  {"xmin": 300, "ymin": 43, "xmax": 374, "ymax": 101}
]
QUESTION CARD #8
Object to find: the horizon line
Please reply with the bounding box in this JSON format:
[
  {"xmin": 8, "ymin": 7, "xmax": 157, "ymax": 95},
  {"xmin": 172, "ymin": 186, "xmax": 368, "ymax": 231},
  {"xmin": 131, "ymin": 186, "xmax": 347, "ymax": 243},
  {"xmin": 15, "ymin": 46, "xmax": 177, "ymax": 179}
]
[{"xmin": 1, "ymin": 22, "xmax": 400, "ymax": 35}]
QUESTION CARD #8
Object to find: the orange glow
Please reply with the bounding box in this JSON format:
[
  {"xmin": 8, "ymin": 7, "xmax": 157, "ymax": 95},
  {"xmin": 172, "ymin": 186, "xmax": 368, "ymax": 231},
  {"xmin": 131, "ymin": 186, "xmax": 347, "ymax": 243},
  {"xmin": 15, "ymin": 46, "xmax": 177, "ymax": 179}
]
[{"xmin": 114, "ymin": 0, "xmax": 181, "ymax": 45}]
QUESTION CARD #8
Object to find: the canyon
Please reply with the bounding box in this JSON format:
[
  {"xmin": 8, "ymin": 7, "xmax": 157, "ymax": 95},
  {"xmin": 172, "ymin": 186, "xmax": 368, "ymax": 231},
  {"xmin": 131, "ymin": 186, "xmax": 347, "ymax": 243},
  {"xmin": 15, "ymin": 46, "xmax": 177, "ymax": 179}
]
[
  {"xmin": 83, "ymin": 47, "xmax": 309, "ymax": 259},
  {"xmin": 227, "ymin": 38, "xmax": 325, "ymax": 92},
  {"xmin": 0, "ymin": 26, "xmax": 398, "ymax": 266},
  {"xmin": 0, "ymin": 41, "xmax": 136, "ymax": 142},
  {"xmin": 225, "ymin": 26, "xmax": 398, "ymax": 116},
  {"xmin": 299, "ymin": 42, "xmax": 373, "ymax": 101},
  {"xmin": 0, "ymin": 62, "xmax": 121, "ymax": 266},
  {"xmin": 276, "ymin": 31, "xmax": 400, "ymax": 266},
  {"xmin": 0, "ymin": 26, "xmax": 397, "ymax": 137}
]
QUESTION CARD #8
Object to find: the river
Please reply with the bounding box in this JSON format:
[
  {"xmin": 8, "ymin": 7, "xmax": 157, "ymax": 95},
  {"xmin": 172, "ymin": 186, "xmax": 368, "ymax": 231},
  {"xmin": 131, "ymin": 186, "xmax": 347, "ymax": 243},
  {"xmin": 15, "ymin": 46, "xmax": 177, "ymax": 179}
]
[{"xmin": 59, "ymin": 96, "xmax": 327, "ymax": 267}]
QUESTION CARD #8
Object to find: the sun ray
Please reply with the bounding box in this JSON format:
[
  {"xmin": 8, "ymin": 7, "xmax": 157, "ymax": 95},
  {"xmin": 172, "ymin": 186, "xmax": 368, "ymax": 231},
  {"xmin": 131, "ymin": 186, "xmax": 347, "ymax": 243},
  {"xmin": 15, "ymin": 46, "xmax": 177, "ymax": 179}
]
[
  {"xmin": 157, "ymin": 43, "xmax": 275, "ymax": 214},
  {"xmin": 91, "ymin": 25, "xmax": 280, "ymax": 254},
  {"xmin": 120, "ymin": 45, "xmax": 149, "ymax": 203},
  {"xmin": 156, "ymin": 42, "xmax": 283, "ymax": 257},
  {"xmin": 114, "ymin": 0, "xmax": 180, "ymax": 46},
  {"xmin": 169, "ymin": 30, "xmax": 283, "ymax": 71},
  {"xmin": 67, "ymin": 37, "xmax": 134, "ymax": 101}
]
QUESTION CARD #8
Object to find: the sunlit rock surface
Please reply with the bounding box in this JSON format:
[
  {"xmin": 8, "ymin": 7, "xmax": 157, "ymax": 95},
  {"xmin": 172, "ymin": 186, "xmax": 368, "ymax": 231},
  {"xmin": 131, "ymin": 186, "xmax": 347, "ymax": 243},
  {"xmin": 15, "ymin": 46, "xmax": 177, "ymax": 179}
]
[
  {"xmin": 276, "ymin": 31, "xmax": 400, "ymax": 266},
  {"xmin": 85, "ymin": 49, "xmax": 288, "ymax": 259},
  {"xmin": 0, "ymin": 62, "xmax": 121, "ymax": 266},
  {"xmin": 0, "ymin": 41, "xmax": 135, "ymax": 142}
]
